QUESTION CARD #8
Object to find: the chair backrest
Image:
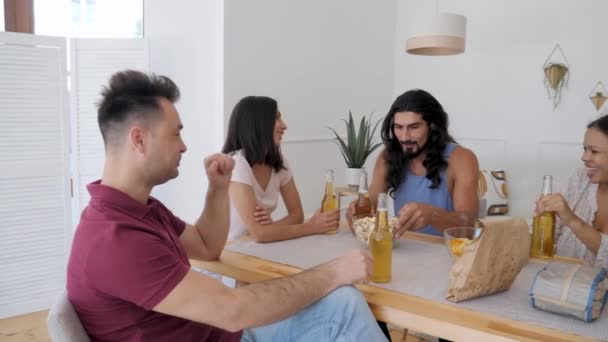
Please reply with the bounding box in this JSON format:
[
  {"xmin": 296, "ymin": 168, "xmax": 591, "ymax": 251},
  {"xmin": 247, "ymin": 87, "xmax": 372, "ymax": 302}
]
[
  {"xmin": 47, "ymin": 292, "xmax": 91, "ymax": 342},
  {"xmin": 478, "ymin": 169, "xmax": 509, "ymax": 216}
]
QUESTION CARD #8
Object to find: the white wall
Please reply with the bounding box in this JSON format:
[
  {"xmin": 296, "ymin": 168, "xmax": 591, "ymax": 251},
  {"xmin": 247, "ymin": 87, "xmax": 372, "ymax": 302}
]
[
  {"xmin": 143, "ymin": 0, "xmax": 601, "ymax": 220},
  {"xmin": 224, "ymin": 0, "xmax": 397, "ymax": 216},
  {"xmin": 144, "ymin": 0, "xmax": 224, "ymax": 221},
  {"xmin": 394, "ymin": 0, "xmax": 608, "ymax": 217}
]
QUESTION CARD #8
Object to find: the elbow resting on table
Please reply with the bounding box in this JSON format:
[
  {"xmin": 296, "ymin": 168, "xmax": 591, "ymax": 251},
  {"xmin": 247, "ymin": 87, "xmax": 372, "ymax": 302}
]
[
  {"xmin": 190, "ymin": 247, "xmax": 222, "ymax": 262},
  {"xmin": 247, "ymin": 226, "xmax": 274, "ymax": 243},
  {"xmin": 206, "ymin": 249, "xmax": 222, "ymax": 261}
]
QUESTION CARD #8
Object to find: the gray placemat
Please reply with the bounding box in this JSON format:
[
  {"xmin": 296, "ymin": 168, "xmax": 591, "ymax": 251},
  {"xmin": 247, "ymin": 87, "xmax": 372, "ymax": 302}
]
[{"xmin": 226, "ymin": 229, "xmax": 608, "ymax": 341}]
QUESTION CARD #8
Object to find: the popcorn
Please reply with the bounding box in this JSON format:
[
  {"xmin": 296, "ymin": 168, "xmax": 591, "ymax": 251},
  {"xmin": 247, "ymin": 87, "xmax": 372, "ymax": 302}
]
[
  {"xmin": 352, "ymin": 216, "xmax": 398, "ymax": 243},
  {"xmin": 449, "ymin": 237, "xmax": 472, "ymax": 256}
]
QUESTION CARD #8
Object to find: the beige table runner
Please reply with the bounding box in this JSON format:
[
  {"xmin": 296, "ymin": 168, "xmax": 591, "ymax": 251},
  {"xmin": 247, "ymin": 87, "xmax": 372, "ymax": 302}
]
[{"xmin": 226, "ymin": 229, "xmax": 608, "ymax": 341}]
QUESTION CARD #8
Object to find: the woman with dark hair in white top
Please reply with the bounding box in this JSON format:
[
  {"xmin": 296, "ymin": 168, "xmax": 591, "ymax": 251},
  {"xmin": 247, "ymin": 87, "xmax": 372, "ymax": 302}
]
[{"xmin": 222, "ymin": 96, "xmax": 339, "ymax": 242}]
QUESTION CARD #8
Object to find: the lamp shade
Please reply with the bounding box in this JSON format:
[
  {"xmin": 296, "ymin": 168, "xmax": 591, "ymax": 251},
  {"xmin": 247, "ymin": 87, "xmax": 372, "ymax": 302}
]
[{"xmin": 406, "ymin": 12, "xmax": 466, "ymax": 56}]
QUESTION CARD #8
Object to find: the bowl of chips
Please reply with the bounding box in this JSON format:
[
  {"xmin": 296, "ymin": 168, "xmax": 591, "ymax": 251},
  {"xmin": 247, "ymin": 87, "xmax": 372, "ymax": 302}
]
[
  {"xmin": 443, "ymin": 227, "xmax": 482, "ymax": 258},
  {"xmin": 352, "ymin": 214, "xmax": 398, "ymax": 245}
]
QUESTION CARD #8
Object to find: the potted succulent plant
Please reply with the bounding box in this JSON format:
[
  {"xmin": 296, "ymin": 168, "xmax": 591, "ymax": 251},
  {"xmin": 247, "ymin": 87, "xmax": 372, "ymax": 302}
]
[{"xmin": 327, "ymin": 111, "xmax": 383, "ymax": 190}]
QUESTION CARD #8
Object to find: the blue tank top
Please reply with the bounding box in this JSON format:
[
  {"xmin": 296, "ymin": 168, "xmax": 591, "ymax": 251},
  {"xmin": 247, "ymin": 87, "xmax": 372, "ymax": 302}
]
[{"xmin": 392, "ymin": 143, "xmax": 457, "ymax": 236}]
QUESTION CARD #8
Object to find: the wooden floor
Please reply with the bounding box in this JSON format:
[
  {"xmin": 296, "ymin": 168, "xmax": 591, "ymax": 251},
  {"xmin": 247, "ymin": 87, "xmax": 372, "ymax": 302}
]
[
  {"xmin": 0, "ymin": 311, "xmax": 50, "ymax": 342},
  {"xmin": 0, "ymin": 311, "xmax": 425, "ymax": 342}
]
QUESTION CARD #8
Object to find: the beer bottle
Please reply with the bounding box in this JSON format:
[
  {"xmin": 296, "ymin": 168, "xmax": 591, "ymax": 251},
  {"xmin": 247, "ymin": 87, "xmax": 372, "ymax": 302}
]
[
  {"xmin": 321, "ymin": 169, "xmax": 339, "ymax": 233},
  {"xmin": 531, "ymin": 175, "xmax": 556, "ymax": 259},
  {"xmin": 370, "ymin": 193, "xmax": 392, "ymax": 283},
  {"xmin": 354, "ymin": 170, "xmax": 372, "ymax": 216}
]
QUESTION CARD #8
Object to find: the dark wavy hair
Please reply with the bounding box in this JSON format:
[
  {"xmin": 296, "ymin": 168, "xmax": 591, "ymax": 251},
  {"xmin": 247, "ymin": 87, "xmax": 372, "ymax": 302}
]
[
  {"xmin": 380, "ymin": 89, "xmax": 455, "ymax": 195},
  {"xmin": 222, "ymin": 96, "xmax": 286, "ymax": 172},
  {"xmin": 97, "ymin": 70, "xmax": 180, "ymax": 147},
  {"xmin": 588, "ymin": 114, "xmax": 608, "ymax": 135}
]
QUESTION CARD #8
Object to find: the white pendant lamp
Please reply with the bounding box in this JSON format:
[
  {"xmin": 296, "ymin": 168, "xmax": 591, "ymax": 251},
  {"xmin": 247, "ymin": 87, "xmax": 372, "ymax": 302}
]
[{"xmin": 406, "ymin": 2, "xmax": 467, "ymax": 56}]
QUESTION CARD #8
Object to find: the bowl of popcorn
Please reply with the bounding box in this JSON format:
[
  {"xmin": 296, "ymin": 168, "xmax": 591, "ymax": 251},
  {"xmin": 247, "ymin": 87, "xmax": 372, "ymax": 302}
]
[
  {"xmin": 352, "ymin": 214, "xmax": 399, "ymax": 245},
  {"xmin": 443, "ymin": 227, "xmax": 482, "ymax": 258}
]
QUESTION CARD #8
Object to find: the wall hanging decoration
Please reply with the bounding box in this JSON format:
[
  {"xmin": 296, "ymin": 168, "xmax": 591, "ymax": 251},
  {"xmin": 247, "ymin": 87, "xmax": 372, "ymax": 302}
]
[
  {"xmin": 589, "ymin": 81, "xmax": 608, "ymax": 111},
  {"xmin": 543, "ymin": 44, "xmax": 570, "ymax": 109}
]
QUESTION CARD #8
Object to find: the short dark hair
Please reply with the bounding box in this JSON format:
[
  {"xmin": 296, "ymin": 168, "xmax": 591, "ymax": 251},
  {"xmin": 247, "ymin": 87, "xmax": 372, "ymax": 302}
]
[
  {"xmin": 588, "ymin": 114, "xmax": 608, "ymax": 135},
  {"xmin": 97, "ymin": 70, "xmax": 180, "ymax": 146},
  {"xmin": 380, "ymin": 89, "xmax": 455, "ymax": 194},
  {"xmin": 222, "ymin": 96, "xmax": 286, "ymax": 172}
]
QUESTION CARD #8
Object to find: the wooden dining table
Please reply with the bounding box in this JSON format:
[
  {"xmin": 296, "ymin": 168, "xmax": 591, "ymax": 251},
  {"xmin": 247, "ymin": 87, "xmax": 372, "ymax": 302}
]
[{"xmin": 190, "ymin": 230, "xmax": 605, "ymax": 342}]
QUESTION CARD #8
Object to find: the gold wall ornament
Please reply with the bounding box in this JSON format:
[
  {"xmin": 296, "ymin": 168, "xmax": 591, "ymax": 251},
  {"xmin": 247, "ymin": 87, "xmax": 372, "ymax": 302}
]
[
  {"xmin": 543, "ymin": 44, "xmax": 570, "ymax": 109},
  {"xmin": 544, "ymin": 64, "xmax": 568, "ymax": 91},
  {"xmin": 589, "ymin": 81, "xmax": 608, "ymax": 111}
]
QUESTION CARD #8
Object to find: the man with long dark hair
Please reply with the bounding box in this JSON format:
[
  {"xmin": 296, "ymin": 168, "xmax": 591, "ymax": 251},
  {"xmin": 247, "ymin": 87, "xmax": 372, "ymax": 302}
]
[
  {"xmin": 348, "ymin": 89, "xmax": 479, "ymax": 341},
  {"xmin": 349, "ymin": 89, "xmax": 479, "ymax": 237}
]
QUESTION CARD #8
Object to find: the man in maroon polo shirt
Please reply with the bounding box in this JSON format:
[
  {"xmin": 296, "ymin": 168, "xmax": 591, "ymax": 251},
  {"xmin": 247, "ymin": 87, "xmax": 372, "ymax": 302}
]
[{"xmin": 67, "ymin": 70, "xmax": 387, "ymax": 342}]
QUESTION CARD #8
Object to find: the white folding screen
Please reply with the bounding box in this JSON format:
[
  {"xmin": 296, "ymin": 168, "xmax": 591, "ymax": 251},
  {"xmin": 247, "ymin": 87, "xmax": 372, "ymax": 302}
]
[
  {"xmin": 0, "ymin": 32, "xmax": 71, "ymax": 318},
  {"xmin": 70, "ymin": 39, "xmax": 148, "ymax": 228},
  {"xmin": 0, "ymin": 35, "xmax": 147, "ymax": 319}
]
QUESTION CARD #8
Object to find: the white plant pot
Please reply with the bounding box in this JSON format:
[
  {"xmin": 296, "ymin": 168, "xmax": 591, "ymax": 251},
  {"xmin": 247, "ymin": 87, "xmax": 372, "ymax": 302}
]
[{"xmin": 345, "ymin": 168, "xmax": 362, "ymax": 191}]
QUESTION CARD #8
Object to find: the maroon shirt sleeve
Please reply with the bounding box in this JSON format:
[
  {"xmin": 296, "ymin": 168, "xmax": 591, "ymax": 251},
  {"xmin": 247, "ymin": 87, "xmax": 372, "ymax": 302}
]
[
  {"xmin": 157, "ymin": 200, "xmax": 187, "ymax": 236},
  {"xmin": 86, "ymin": 224, "xmax": 190, "ymax": 310}
]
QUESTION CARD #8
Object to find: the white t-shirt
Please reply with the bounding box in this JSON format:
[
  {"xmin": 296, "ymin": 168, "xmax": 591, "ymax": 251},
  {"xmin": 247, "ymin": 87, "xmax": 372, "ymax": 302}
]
[{"xmin": 228, "ymin": 150, "xmax": 293, "ymax": 241}]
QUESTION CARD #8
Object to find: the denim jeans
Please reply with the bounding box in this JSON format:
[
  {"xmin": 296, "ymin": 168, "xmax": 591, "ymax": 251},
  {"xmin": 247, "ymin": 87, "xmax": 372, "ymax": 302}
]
[{"xmin": 241, "ymin": 286, "xmax": 388, "ymax": 342}]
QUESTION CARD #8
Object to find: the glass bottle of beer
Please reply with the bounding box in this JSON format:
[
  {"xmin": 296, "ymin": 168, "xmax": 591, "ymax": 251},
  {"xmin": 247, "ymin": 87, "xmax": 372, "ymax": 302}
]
[
  {"xmin": 370, "ymin": 193, "xmax": 392, "ymax": 283},
  {"xmin": 321, "ymin": 169, "xmax": 339, "ymax": 234},
  {"xmin": 354, "ymin": 170, "xmax": 372, "ymax": 216},
  {"xmin": 531, "ymin": 175, "xmax": 556, "ymax": 259}
]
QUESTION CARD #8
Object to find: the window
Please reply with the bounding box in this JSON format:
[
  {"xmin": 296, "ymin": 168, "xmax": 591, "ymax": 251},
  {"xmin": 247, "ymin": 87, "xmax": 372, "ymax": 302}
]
[
  {"xmin": 35, "ymin": 0, "xmax": 143, "ymax": 38},
  {"xmin": 0, "ymin": 0, "xmax": 4, "ymax": 31},
  {"xmin": 71, "ymin": 0, "xmax": 79, "ymax": 23},
  {"xmin": 85, "ymin": 0, "xmax": 95, "ymax": 24}
]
